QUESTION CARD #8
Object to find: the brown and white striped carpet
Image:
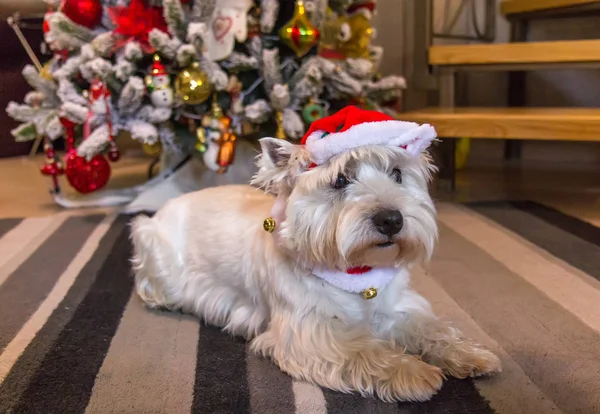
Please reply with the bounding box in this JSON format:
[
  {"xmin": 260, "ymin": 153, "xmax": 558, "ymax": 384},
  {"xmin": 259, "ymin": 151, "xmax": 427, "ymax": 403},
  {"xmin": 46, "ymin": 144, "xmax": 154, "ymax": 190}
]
[{"xmin": 0, "ymin": 201, "xmax": 599, "ymax": 413}]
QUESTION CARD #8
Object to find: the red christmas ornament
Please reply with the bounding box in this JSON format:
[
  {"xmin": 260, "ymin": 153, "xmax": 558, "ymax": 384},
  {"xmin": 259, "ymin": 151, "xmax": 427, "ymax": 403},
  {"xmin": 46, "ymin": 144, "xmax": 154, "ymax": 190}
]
[
  {"xmin": 60, "ymin": 115, "xmax": 111, "ymax": 194},
  {"xmin": 108, "ymin": 0, "xmax": 168, "ymax": 52},
  {"xmin": 60, "ymin": 0, "xmax": 103, "ymax": 29},
  {"xmin": 43, "ymin": 12, "xmax": 52, "ymax": 33},
  {"xmin": 40, "ymin": 138, "xmax": 64, "ymax": 194},
  {"xmin": 65, "ymin": 152, "xmax": 111, "ymax": 194},
  {"xmin": 107, "ymin": 142, "xmax": 121, "ymax": 162}
]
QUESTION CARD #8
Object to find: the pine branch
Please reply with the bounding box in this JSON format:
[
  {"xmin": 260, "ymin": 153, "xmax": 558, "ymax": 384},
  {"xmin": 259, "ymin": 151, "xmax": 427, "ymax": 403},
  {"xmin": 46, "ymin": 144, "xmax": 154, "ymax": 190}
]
[
  {"xmin": 22, "ymin": 65, "xmax": 59, "ymax": 105},
  {"xmin": 137, "ymin": 105, "xmax": 172, "ymax": 124},
  {"xmin": 127, "ymin": 119, "xmax": 159, "ymax": 144},
  {"xmin": 114, "ymin": 58, "xmax": 135, "ymax": 82},
  {"xmin": 61, "ymin": 102, "xmax": 89, "ymax": 124},
  {"xmin": 364, "ymin": 75, "xmax": 406, "ymax": 102},
  {"xmin": 318, "ymin": 58, "xmax": 362, "ymax": 98},
  {"xmin": 262, "ymin": 48, "xmax": 282, "ymax": 93},
  {"xmin": 345, "ymin": 58, "xmax": 374, "ymax": 79},
  {"xmin": 91, "ymin": 32, "xmax": 117, "ymax": 57},
  {"xmin": 149, "ymin": 29, "xmax": 181, "ymax": 59},
  {"xmin": 244, "ymin": 99, "xmax": 272, "ymax": 123},
  {"xmin": 260, "ymin": 0, "xmax": 279, "ymax": 33},
  {"xmin": 118, "ymin": 77, "xmax": 146, "ymax": 114},
  {"xmin": 80, "ymin": 58, "xmax": 114, "ymax": 82},
  {"xmin": 124, "ymin": 42, "xmax": 143, "ymax": 62},
  {"xmin": 6, "ymin": 102, "xmax": 38, "ymax": 122},
  {"xmin": 45, "ymin": 115, "xmax": 64, "ymax": 140},
  {"xmin": 57, "ymin": 79, "xmax": 89, "ymax": 106},
  {"xmin": 11, "ymin": 123, "xmax": 38, "ymax": 142},
  {"xmin": 224, "ymin": 52, "xmax": 259, "ymax": 71},
  {"xmin": 282, "ymin": 109, "xmax": 304, "ymax": 139},
  {"xmin": 47, "ymin": 12, "xmax": 95, "ymax": 49},
  {"xmin": 176, "ymin": 44, "xmax": 198, "ymax": 67},
  {"xmin": 191, "ymin": 0, "xmax": 216, "ymax": 22},
  {"xmin": 24, "ymin": 92, "xmax": 47, "ymax": 107},
  {"xmin": 186, "ymin": 22, "xmax": 207, "ymax": 57},
  {"xmin": 201, "ymin": 60, "xmax": 228, "ymax": 91},
  {"xmin": 163, "ymin": 0, "xmax": 187, "ymax": 40},
  {"xmin": 290, "ymin": 58, "xmax": 324, "ymax": 104},
  {"xmin": 269, "ymin": 84, "xmax": 290, "ymax": 111},
  {"xmin": 77, "ymin": 124, "xmax": 110, "ymax": 159}
]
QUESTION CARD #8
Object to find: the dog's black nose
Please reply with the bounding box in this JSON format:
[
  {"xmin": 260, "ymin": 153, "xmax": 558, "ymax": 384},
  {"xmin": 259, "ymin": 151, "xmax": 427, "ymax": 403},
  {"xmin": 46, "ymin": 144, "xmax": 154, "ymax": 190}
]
[{"xmin": 372, "ymin": 209, "xmax": 404, "ymax": 237}]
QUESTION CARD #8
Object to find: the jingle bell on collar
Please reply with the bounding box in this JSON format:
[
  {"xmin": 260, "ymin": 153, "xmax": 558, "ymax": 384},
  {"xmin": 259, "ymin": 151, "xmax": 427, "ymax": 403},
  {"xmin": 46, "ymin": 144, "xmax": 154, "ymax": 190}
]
[{"xmin": 263, "ymin": 217, "xmax": 276, "ymax": 233}]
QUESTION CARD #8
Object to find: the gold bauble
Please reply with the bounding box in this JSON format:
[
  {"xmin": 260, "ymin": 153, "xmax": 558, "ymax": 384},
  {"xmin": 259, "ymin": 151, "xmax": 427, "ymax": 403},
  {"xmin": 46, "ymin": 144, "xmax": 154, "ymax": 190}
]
[
  {"xmin": 175, "ymin": 62, "xmax": 212, "ymax": 105},
  {"xmin": 279, "ymin": 1, "xmax": 319, "ymax": 57},
  {"xmin": 142, "ymin": 141, "xmax": 163, "ymax": 157},
  {"xmin": 263, "ymin": 217, "xmax": 276, "ymax": 233},
  {"xmin": 361, "ymin": 287, "xmax": 377, "ymax": 300}
]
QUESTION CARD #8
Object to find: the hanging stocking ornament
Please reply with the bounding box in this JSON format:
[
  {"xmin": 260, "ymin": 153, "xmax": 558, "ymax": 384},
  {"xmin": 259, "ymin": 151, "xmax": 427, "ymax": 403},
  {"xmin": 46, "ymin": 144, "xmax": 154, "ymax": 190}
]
[
  {"xmin": 40, "ymin": 137, "xmax": 64, "ymax": 195},
  {"xmin": 62, "ymin": 116, "xmax": 111, "ymax": 194},
  {"xmin": 279, "ymin": 1, "xmax": 320, "ymax": 57},
  {"xmin": 90, "ymin": 79, "xmax": 120, "ymax": 162}
]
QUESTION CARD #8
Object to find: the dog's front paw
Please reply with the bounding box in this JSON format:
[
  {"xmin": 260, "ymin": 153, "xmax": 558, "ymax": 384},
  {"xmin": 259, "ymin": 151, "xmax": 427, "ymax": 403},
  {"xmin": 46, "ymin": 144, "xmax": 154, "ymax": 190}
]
[
  {"xmin": 440, "ymin": 344, "xmax": 502, "ymax": 379},
  {"xmin": 376, "ymin": 356, "xmax": 444, "ymax": 402}
]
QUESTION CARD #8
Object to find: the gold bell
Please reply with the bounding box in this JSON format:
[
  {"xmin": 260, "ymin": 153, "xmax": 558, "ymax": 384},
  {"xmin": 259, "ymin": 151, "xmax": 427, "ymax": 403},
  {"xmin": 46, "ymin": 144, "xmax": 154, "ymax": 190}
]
[
  {"xmin": 361, "ymin": 287, "xmax": 377, "ymax": 300},
  {"xmin": 263, "ymin": 217, "xmax": 276, "ymax": 233}
]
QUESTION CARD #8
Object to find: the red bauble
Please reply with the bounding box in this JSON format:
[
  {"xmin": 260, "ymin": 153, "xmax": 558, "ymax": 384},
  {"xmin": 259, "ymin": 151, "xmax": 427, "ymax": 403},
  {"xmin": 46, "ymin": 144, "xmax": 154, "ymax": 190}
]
[
  {"xmin": 60, "ymin": 0, "xmax": 103, "ymax": 29},
  {"xmin": 65, "ymin": 152, "xmax": 111, "ymax": 194}
]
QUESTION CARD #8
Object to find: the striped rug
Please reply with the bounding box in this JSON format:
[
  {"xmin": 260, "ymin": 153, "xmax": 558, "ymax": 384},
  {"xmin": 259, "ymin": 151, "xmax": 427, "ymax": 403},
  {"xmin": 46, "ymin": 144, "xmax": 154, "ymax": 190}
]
[{"xmin": 0, "ymin": 201, "xmax": 598, "ymax": 413}]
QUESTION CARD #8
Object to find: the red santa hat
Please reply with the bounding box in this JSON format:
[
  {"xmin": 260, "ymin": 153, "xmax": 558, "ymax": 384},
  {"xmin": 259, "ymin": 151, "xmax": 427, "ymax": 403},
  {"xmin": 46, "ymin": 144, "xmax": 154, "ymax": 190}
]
[
  {"xmin": 300, "ymin": 106, "xmax": 437, "ymax": 166},
  {"xmin": 150, "ymin": 55, "xmax": 168, "ymax": 77}
]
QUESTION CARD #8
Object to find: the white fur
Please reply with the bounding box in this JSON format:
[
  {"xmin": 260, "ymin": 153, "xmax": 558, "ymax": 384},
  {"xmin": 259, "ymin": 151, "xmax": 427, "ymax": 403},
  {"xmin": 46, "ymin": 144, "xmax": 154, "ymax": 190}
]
[{"xmin": 131, "ymin": 140, "xmax": 501, "ymax": 402}]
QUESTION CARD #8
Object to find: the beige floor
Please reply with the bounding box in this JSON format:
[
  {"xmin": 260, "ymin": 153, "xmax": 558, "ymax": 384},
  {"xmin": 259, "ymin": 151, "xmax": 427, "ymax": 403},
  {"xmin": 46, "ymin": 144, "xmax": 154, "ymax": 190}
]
[
  {"xmin": 0, "ymin": 153, "xmax": 152, "ymax": 218},
  {"xmin": 1, "ymin": 153, "xmax": 599, "ymax": 226}
]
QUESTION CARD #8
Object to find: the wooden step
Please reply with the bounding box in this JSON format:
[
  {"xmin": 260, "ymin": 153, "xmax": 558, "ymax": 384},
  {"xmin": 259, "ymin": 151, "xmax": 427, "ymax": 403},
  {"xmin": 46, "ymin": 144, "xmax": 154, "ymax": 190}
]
[
  {"xmin": 429, "ymin": 39, "xmax": 600, "ymax": 67},
  {"xmin": 501, "ymin": 0, "xmax": 600, "ymax": 15},
  {"xmin": 400, "ymin": 108, "xmax": 600, "ymax": 140}
]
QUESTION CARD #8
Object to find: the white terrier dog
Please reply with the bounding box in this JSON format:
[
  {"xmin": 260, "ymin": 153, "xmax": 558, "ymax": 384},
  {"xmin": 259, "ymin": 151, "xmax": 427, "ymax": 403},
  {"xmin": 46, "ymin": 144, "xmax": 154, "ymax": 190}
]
[{"xmin": 131, "ymin": 107, "xmax": 501, "ymax": 402}]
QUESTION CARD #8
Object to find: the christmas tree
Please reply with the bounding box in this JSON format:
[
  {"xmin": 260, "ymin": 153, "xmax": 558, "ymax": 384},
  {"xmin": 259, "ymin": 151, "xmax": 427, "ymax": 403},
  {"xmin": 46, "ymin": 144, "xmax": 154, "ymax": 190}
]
[{"xmin": 7, "ymin": 0, "xmax": 405, "ymax": 201}]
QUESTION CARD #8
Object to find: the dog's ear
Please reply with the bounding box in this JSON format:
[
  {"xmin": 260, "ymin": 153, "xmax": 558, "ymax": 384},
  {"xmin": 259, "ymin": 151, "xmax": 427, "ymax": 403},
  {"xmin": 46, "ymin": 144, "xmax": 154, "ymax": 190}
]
[{"xmin": 252, "ymin": 138, "xmax": 310, "ymax": 194}]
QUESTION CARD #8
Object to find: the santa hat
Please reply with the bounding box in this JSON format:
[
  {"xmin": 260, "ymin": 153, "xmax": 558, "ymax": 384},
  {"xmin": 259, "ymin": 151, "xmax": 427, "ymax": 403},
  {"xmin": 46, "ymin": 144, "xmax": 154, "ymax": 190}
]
[
  {"xmin": 150, "ymin": 55, "xmax": 167, "ymax": 77},
  {"xmin": 346, "ymin": 0, "xmax": 376, "ymax": 19},
  {"xmin": 300, "ymin": 106, "xmax": 437, "ymax": 166}
]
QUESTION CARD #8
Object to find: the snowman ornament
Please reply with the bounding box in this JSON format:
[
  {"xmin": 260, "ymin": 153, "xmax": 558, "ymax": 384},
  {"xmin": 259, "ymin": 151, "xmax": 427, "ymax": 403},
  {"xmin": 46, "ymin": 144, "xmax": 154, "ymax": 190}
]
[{"xmin": 146, "ymin": 55, "xmax": 174, "ymax": 108}]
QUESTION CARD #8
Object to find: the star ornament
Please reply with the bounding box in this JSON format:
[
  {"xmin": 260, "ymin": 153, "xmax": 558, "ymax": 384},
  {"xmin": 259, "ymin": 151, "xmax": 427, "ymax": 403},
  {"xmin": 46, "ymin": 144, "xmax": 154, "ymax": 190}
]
[{"xmin": 108, "ymin": 0, "xmax": 168, "ymax": 52}]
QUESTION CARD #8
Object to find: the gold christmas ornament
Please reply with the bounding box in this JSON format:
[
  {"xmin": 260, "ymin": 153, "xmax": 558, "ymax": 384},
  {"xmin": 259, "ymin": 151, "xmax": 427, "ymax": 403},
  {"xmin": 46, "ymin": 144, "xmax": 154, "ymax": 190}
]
[
  {"xmin": 361, "ymin": 287, "xmax": 377, "ymax": 300},
  {"xmin": 175, "ymin": 62, "xmax": 212, "ymax": 105},
  {"xmin": 274, "ymin": 111, "xmax": 286, "ymax": 140},
  {"xmin": 142, "ymin": 141, "xmax": 163, "ymax": 157},
  {"xmin": 318, "ymin": 9, "xmax": 373, "ymax": 60},
  {"xmin": 336, "ymin": 12, "xmax": 373, "ymax": 59},
  {"xmin": 195, "ymin": 126, "xmax": 207, "ymax": 153},
  {"xmin": 279, "ymin": 1, "xmax": 319, "ymax": 57},
  {"xmin": 263, "ymin": 217, "xmax": 276, "ymax": 233}
]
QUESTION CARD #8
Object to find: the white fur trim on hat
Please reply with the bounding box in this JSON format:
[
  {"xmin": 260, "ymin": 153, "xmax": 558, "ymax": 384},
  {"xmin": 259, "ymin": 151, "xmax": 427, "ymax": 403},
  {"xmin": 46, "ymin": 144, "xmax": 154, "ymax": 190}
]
[{"xmin": 303, "ymin": 120, "xmax": 436, "ymax": 165}]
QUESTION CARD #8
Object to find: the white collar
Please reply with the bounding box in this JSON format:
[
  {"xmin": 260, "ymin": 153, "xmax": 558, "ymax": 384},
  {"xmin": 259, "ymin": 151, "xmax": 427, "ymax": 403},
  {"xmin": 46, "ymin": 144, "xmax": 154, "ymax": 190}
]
[{"xmin": 268, "ymin": 194, "xmax": 398, "ymax": 298}]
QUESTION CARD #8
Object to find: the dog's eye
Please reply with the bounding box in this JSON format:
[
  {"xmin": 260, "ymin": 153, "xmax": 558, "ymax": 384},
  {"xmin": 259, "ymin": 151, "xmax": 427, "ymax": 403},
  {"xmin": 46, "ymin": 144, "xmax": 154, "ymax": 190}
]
[
  {"xmin": 333, "ymin": 173, "xmax": 349, "ymax": 189},
  {"xmin": 391, "ymin": 168, "xmax": 402, "ymax": 184}
]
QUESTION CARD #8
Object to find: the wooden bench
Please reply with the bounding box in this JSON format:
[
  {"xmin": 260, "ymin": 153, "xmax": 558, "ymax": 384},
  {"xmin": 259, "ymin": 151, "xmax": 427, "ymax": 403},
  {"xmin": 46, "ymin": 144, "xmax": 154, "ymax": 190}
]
[{"xmin": 401, "ymin": 0, "xmax": 600, "ymax": 190}]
